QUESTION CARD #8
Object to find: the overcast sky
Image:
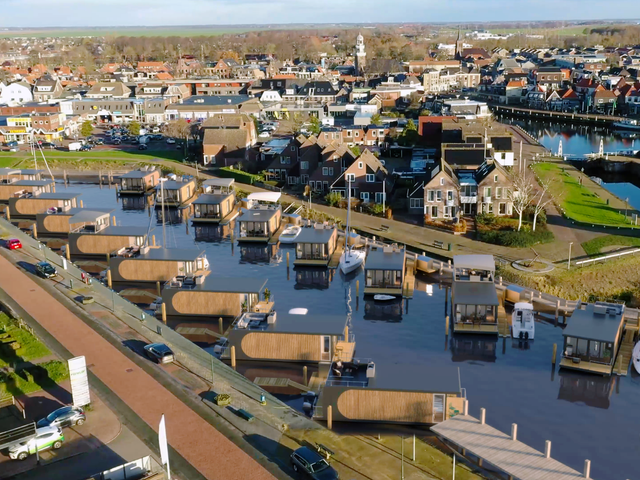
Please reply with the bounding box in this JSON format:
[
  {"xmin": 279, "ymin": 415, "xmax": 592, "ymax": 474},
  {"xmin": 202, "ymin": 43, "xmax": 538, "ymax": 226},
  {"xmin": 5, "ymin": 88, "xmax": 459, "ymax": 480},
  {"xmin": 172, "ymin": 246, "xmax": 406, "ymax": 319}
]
[{"xmin": 0, "ymin": 0, "xmax": 632, "ymax": 28}]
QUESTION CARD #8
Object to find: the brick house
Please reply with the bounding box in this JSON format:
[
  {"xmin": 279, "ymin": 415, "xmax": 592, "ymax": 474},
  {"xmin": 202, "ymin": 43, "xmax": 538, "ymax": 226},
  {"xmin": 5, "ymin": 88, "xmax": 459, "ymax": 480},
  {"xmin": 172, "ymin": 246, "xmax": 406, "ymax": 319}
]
[
  {"xmin": 298, "ymin": 136, "xmax": 322, "ymax": 185},
  {"xmin": 201, "ymin": 113, "xmax": 257, "ymax": 167},
  {"xmin": 207, "ymin": 58, "xmax": 240, "ymax": 79},
  {"xmin": 309, "ymin": 144, "xmax": 356, "ymax": 193},
  {"xmin": 418, "ymin": 160, "xmax": 460, "ymax": 220},
  {"xmin": 475, "ymin": 160, "xmax": 513, "ymax": 216},
  {"xmin": 330, "ymin": 150, "xmax": 388, "ymax": 204},
  {"xmin": 32, "ymin": 78, "xmax": 63, "ymax": 102}
]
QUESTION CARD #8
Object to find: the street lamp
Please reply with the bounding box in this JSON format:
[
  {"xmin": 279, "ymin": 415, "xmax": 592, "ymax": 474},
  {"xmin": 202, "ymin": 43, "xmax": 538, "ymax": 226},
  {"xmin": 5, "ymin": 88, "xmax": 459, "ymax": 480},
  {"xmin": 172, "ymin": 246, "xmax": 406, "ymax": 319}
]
[{"xmin": 567, "ymin": 242, "xmax": 573, "ymax": 270}]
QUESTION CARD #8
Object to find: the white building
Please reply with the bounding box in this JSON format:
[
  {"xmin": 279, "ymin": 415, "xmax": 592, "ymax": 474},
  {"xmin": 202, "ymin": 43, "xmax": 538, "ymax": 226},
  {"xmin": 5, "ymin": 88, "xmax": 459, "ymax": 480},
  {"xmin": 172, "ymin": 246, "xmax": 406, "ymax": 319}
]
[
  {"xmin": 0, "ymin": 82, "xmax": 33, "ymax": 106},
  {"xmin": 442, "ymin": 99, "xmax": 491, "ymax": 119}
]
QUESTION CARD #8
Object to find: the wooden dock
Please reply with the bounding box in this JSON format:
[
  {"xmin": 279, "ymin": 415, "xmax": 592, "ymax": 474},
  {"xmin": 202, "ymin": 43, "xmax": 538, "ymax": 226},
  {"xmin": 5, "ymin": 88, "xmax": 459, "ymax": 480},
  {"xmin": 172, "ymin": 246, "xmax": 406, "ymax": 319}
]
[
  {"xmin": 334, "ymin": 340, "xmax": 355, "ymax": 362},
  {"xmin": 432, "ymin": 414, "xmax": 588, "ymax": 480},
  {"xmin": 328, "ymin": 236, "xmax": 345, "ymax": 269},
  {"xmin": 268, "ymin": 223, "xmax": 288, "ymax": 244},
  {"xmin": 175, "ymin": 326, "xmax": 223, "ymax": 339},
  {"xmin": 253, "ymin": 377, "xmax": 309, "ymax": 392},
  {"xmin": 497, "ymin": 304, "xmax": 510, "ymax": 337},
  {"xmin": 403, "ymin": 256, "xmax": 416, "ymax": 298},
  {"xmin": 613, "ymin": 311, "xmax": 638, "ymax": 376}
]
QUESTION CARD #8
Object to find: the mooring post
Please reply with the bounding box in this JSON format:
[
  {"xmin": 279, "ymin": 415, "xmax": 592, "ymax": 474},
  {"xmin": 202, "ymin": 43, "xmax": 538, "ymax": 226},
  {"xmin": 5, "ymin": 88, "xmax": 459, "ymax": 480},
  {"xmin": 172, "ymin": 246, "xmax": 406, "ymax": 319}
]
[
  {"xmin": 303, "ymin": 366, "xmax": 308, "ymax": 386},
  {"xmin": 479, "ymin": 408, "xmax": 486, "ymax": 424},
  {"xmin": 112, "ymin": 215, "xmax": 116, "ymax": 226},
  {"xmin": 356, "ymin": 280, "xmax": 359, "ymax": 296},
  {"xmin": 327, "ymin": 405, "xmax": 332, "ymax": 430},
  {"xmin": 161, "ymin": 303, "xmax": 167, "ymax": 324},
  {"xmin": 511, "ymin": 423, "xmax": 518, "ymax": 441},
  {"xmin": 231, "ymin": 346, "xmax": 236, "ymax": 370},
  {"xmin": 445, "ymin": 315, "xmax": 449, "ymax": 335},
  {"xmin": 107, "ymin": 269, "xmax": 112, "ymax": 289},
  {"xmin": 286, "ymin": 251, "xmax": 290, "ymax": 267},
  {"xmin": 156, "ymin": 281, "xmax": 161, "ymax": 297},
  {"xmin": 583, "ymin": 460, "xmax": 591, "ymax": 479},
  {"xmin": 545, "ymin": 440, "xmax": 552, "ymax": 459},
  {"xmin": 80, "ymin": 199, "xmax": 84, "ymax": 208},
  {"xmin": 32, "ymin": 223, "xmax": 37, "ymax": 239},
  {"xmin": 219, "ymin": 317, "xmax": 224, "ymax": 335},
  {"xmin": 152, "ymin": 235, "xmax": 156, "ymax": 246},
  {"xmin": 552, "ymin": 343, "xmax": 557, "ymax": 365},
  {"xmin": 463, "ymin": 399, "xmax": 468, "ymax": 415}
]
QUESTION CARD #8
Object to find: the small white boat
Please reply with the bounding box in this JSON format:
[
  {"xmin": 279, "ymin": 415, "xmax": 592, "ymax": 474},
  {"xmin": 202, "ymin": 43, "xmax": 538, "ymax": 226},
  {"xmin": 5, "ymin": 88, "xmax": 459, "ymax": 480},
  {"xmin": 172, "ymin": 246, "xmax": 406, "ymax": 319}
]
[
  {"xmin": 279, "ymin": 225, "xmax": 301, "ymax": 243},
  {"xmin": 512, "ymin": 302, "xmax": 535, "ymax": 340},
  {"xmin": 339, "ymin": 249, "xmax": 366, "ymax": 274},
  {"xmin": 374, "ymin": 294, "xmax": 396, "ymax": 301},
  {"xmin": 633, "ymin": 341, "xmax": 640, "ymax": 375},
  {"xmin": 289, "ymin": 308, "xmax": 308, "ymax": 315}
]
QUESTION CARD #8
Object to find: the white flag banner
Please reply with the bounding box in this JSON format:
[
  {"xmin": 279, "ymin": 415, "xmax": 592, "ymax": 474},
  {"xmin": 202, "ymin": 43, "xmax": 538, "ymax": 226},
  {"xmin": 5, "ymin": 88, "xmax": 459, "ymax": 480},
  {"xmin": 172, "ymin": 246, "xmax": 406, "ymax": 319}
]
[
  {"xmin": 68, "ymin": 356, "xmax": 90, "ymax": 407},
  {"xmin": 159, "ymin": 414, "xmax": 170, "ymax": 478}
]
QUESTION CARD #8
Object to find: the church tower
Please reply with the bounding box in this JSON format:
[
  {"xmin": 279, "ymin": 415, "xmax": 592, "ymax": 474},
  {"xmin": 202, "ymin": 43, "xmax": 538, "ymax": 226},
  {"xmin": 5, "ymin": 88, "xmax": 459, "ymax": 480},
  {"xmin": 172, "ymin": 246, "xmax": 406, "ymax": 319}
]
[
  {"xmin": 455, "ymin": 26, "xmax": 464, "ymax": 60},
  {"xmin": 355, "ymin": 33, "xmax": 366, "ymax": 75}
]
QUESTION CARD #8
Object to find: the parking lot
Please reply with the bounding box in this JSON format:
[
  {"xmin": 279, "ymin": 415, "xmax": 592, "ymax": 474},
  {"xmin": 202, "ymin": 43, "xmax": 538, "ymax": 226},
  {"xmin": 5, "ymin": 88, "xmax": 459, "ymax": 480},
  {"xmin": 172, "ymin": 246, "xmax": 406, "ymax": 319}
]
[{"xmin": 0, "ymin": 382, "xmax": 121, "ymax": 479}]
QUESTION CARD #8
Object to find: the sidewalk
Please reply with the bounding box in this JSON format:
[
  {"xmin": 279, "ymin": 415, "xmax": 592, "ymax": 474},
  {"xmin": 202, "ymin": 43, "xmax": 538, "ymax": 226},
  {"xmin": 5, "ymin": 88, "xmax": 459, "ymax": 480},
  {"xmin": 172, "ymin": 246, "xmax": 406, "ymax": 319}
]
[{"xmin": 0, "ymin": 255, "xmax": 276, "ymax": 480}]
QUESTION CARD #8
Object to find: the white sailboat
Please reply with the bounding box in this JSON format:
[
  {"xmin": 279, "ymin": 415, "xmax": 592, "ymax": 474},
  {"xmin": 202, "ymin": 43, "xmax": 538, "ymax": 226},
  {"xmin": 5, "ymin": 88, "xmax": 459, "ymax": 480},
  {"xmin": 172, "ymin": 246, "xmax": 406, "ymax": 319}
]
[
  {"xmin": 339, "ymin": 177, "xmax": 365, "ymax": 274},
  {"xmin": 632, "ymin": 341, "xmax": 640, "ymax": 375}
]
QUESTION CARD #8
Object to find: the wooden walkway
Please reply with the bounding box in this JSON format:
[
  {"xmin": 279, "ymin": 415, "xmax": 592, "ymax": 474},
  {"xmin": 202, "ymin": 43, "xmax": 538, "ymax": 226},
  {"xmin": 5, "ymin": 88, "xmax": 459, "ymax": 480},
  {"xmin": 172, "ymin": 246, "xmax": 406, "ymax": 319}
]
[
  {"xmin": 268, "ymin": 223, "xmax": 288, "ymax": 245},
  {"xmin": 431, "ymin": 415, "xmax": 588, "ymax": 480},
  {"xmin": 615, "ymin": 311, "xmax": 640, "ymax": 376},
  {"xmin": 328, "ymin": 236, "xmax": 345, "ymax": 269},
  {"xmin": 253, "ymin": 377, "xmax": 309, "ymax": 392},
  {"xmin": 176, "ymin": 326, "xmax": 223, "ymax": 339},
  {"xmin": 497, "ymin": 305, "xmax": 510, "ymax": 337},
  {"xmin": 403, "ymin": 256, "xmax": 416, "ymax": 298},
  {"xmin": 334, "ymin": 340, "xmax": 355, "ymax": 362}
]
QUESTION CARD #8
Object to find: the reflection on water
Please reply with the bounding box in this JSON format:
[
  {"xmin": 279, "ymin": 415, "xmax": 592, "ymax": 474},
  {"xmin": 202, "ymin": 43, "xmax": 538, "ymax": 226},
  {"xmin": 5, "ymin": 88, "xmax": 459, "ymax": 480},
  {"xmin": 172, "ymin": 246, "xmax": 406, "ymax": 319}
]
[
  {"xmin": 363, "ymin": 299, "xmax": 403, "ymax": 322},
  {"xmin": 501, "ymin": 118, "xmax": 639, "ymax": 156},
  {"xmin": 120, "ymin": 194, "xmax": 153, "ymax": 211},
  {"xmin": 450, "ymin": 335, "xmax": 497, "ymax": 363},
  {"xmin": 295, "ymin": 268, "xmax": 333, "ymax": 290},
  {"xmin": 602, "ymin": 182, "xmax": 640, "ymax": 211},
  {"xmin": 240, "ymin": 244, "xmax": 282, "ymax": 265},
  {"xmin": 193, "ymin": 223, "xmax": 234, "ymax": 243},
  {"xmin": 558, "ymin": 371, "xmax": 616, "ymax": 410}
]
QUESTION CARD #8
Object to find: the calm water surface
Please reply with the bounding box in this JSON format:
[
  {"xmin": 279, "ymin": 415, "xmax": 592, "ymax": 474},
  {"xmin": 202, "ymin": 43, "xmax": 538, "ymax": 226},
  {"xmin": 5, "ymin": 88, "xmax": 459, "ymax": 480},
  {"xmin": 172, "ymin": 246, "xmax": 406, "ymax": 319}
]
[{"xmin": 63, "ymin": 183, "xmax": 640, "ymax": 479}]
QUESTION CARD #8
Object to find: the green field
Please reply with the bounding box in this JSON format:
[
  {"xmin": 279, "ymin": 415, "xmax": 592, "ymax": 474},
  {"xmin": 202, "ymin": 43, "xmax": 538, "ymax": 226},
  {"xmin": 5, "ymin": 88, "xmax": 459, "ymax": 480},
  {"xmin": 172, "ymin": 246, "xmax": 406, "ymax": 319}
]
[
  {"xmin": 581, "ymin": 235, "xmax": 640, "ymax": 256},
  {"xmin": 0, "ymin": 24, "xmax": 308, "ymax": 38},
  {"xmin": 532, "ymin": 162, "xmax": 636, "ymax": 228}
]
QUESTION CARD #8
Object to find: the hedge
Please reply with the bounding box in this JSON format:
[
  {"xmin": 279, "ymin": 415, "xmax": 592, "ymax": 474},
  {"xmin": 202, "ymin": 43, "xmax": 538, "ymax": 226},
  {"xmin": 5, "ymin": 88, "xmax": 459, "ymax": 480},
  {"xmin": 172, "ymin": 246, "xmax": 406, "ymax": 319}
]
[
  {"xmin": 478, "ymin": 228, "xmax": 554, "ymax": 248},
  {"xmin": 217, "ymin": 167, "xmax": 258, "ymax": 185}
]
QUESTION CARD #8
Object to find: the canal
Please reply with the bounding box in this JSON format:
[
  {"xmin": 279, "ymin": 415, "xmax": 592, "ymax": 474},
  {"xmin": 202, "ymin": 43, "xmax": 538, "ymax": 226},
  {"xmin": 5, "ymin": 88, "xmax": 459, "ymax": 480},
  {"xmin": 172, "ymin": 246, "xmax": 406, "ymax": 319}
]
[
  {"xmin": 53, "ymin": 182, "xmax": 640, "ymax": 480},
  {"xmin": 503, "ymin": 116, "xmax": 640, "ymax": 214}
]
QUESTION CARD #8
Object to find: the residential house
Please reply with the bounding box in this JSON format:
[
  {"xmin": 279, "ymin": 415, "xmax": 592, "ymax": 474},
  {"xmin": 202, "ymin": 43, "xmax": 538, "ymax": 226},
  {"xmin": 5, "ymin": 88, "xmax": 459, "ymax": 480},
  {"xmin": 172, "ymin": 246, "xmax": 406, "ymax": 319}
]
[
  {"xmin": 418, "ymin": 160, "xmax": 459, "ymax": 220},
  {"xmin": 201, "ymin": 113, "xmax": 257, "ymax": 167},
  {"xmin": 165, "ymin": 95, "xmax": 260, "ymax": 122},
  {"xmin": 32, "ymin": 78, "xmax": 63, "ymax": 102},
  {"xmin": 298, "ymin": 135, "xmax": 322, "ymax": 185},
  {"xmin": 475, "ymin": 160, "xmax": 513, "ymax": 216},
  {"xmin": 0, "ymin": 81, "xmax": 33, "ymax": 105},
  {"xmin": 85, "ymin": 82, "xmax": 132, "ymax": 99},
  {"xmin": 207, "ymin": 58, "xmax": 240, "ymax": 78},
  {"xmin": 331, "ymin": 150, "xmax": 388, "ymax": 204},
  {"xmin": 535, "ymin": 66, "xmax": 564, "ymax": 90},
  {"xmin": 592, "ymin": 85, "xmax": 617, "ymax": 113},
  {"xmin": 308, "ymin": 144, "xmax": 356, "ymax": 193},
  {"xmin": 176, "ymin": 55, "xmax": 202, "ymax": 77}
]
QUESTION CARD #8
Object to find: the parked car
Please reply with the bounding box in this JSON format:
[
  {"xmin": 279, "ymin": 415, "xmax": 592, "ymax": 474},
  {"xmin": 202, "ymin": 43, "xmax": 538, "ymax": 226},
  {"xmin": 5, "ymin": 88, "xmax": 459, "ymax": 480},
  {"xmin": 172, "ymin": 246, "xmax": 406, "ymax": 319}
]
[
  {"xmin": 166, "ymin": 138, "xmax": 176, "ymax": 144},
  {"xmin": 79, "ymin": 145, "xmax": 93, "ymax": 151},
  {"xmin": 290, "ymin": 447, "xmax": 339, "ymax": 479},
  {"xmin": 35, "ymin": 261, "xmax": 57, "ymax": 279},
  {"xmin": 94, "ymin": 138, "xmax": 104, "ymax": 145},
  {"xmin": 5, "ymin": 141, "xmax": 18, "ymax": 148},
  {"xmin": 138, "ymin": 144, "xmax": 148, "ymax": 150},
  {"xmin": 36, "ymin": 406, "xmax": 85, "ymax": 429},
  {"xmin": 152, "ymin": 126, "xmax": 161, "ymax": 133},
  {"xmin": 112, "ymin": 139, "xmax": 122, "ymax": 145},
  {"xmin": 143, "ymin": 343, "xmax": 174, "ymax": 364},
  {"xmin": 259, "ymin": 131, "xmax": 271, "ymax": 138},
  {"xmin": 8, "ymin": 426, "xmax": 64, "ymax": 460},
  {"xmin": 6, "ymin": 239, "xmax": 22, "ymax": 250}
]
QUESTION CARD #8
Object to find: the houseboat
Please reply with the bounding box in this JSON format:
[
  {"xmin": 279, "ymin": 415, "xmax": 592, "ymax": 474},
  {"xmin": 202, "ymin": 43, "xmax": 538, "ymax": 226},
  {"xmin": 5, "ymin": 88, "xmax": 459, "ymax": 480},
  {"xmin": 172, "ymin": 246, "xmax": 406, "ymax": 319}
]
[
  {"xmin": 560, "ymin": 301, "xmax": 625, "ymax": 376},
  {"xmin": 0, "ymin": 176, "xmax": 53, "ymax": 204},
  {"xmin": 109, "ymin": 246, "xmax": 209, "ymax": 283},
  {"xmin": 117, "ymin": 167, "xmax": 160, "ymax": 195},
  {"xmin": 224, "ymin": 312, "xmax": 354, "ymax": 364},
  {"xmin": 154, "ymin": 177, "xmax": 197, "ymax": 208},
  {"xmin": 363, "ymin": 246, "xmax": 406, "ymax": 296},
  {"xmin": 161, "ymin": 276, "xmax": 271, "ymax": 318},
  {"xmin": 191, "ymin": 178, "xmax": 238, "ymax": 225},
  {"xmin": 8, "ymin": 192, "xmax": 80, "ymax": 219},
  {"xmin": 0, "ymin": 168, "xmax": 43, "ymax": 182},
  {"xmin": 451, "ymin": 255, "xmax": 499, "ymax": 334},
  {"xmin": 294, "ymin": 224, "xmax": 338, "ymax": 267},
  {"xmin": 68, "ymin": 220, "xmax": 148, "ymax": 258},
  {"xmin": 317, "ymin": 363, "xmax": 464, "ymax": 425},
  {"xmin": 35, "ymin": 208, "xmax": 114, "ymax": 237},
  {"xmin": 237, "ymin": 192, "xmax": 282, "ymax": 243}
]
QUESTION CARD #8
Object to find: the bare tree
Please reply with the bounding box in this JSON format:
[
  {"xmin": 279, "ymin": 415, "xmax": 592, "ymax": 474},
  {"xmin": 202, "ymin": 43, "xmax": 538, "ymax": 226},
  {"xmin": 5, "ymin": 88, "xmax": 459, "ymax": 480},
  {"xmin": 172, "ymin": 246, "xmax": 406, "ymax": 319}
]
[
  {"xmin": 507, "ymin": 162, "xmax": 535, "ymax": 232},
  {"xmin": 166, "ymin": 119, "xmax": 191, "ymax": 157},
  {"xmin": 532, "ymin": 179, "xmax": 553, "ymax": 232}
]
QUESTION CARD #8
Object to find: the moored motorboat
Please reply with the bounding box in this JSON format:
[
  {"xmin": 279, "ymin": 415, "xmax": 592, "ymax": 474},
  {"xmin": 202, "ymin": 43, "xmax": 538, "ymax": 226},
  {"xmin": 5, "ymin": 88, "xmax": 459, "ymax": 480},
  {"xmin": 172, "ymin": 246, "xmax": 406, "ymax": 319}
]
[
  {"xmin": 512, "ymin": 302, "xmax": 535, "ymax": 340},
  {"xmin": 373, "ymin": 294, "xmax": 396, "ymax": 301},
  {"xmin": 279, "ymin": 225, "xmax": 301, "ymax": 243}
]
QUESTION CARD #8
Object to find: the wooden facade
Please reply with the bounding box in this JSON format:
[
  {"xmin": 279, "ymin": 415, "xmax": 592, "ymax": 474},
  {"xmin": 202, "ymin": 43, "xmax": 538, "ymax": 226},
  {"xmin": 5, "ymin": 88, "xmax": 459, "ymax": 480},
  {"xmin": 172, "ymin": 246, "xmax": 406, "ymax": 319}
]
[
  {"xmin": 109, "ymin": 247, "xmax": 208, "ymax": 283},
  {"xmin": 191, "ymin": 192, "xmax": 237, "ymax": 224},
  {"xmin": 68, "ymin": 226, "xmax": 147, "ymax": 257},
  {"xmin": 237, "ymin": 208, "xmax": 282, "ymax": 242},
  {"xmin": 35, "ymin": 208, "xmax": 113, "ymax": 237},
  {"xmin": 155, "ymin": 179, "xmax": 197, "ymax": 208},
  {"xmin": 0, "ymin": 180, "xmax": 53, "ymax": 203},
  {"xmin": 8, "ymin": 193, "xmax": 79, "ymax": 219},
  {"xmin": 118, "ymin": 169, "xmax": 160, "ymax": 195}
]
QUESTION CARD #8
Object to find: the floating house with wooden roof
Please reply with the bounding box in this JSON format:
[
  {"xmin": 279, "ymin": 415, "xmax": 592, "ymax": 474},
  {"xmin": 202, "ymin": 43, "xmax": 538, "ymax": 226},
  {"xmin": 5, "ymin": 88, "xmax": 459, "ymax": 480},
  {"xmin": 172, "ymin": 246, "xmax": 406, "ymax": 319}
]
[
  {"xmin": 294, "ymin": 224, "xmax": 338, "ymax": 267},
  {"xmin": 237, "ymin": 192, "xmax": 282, "ymax": 243},
  {"xmin": 317, "ymin": 363, "xmax": 464, "ymax": 425},
  {"xmin": 161, "ymin": 276, "xmax": 271, "ymax": 318},
  {"xmin": 8, "ymin": 192, "xmax": 80, "ymax": 219},
  {"xmin": 68, "ymin": 218, "xmax": 148, "ymax": 257},
  {"xmin": 451, "ymin": 255, "xmax": 499, "ymax": 334},
  {"xmin": 560, "ymin": 301, "xmax": 625, "ymax": 376},
  {"xmin": 224, "ymin": 312, "xmax": 354, "ymax": 364},
  {"xmin": 108, "ymin": 246, "xmax": 209, "ymax": 283},
  {"xmin": 191, "ymin": 178, "xmax": 238, "ymax": 224},
  {"xmin": 154, "ymin": 177, "xmax": 198, "ymax": 208},
  {"xmin": 363, "ymin": 246, "xmax": 406, "ymax": 296},
  {"xmin": 0, "ymin": 168, "xmax": 43, "ymax": 183},
  {"xmin": 35, "ymin": 207, "xmax": 114, "ymax": 237},
  {"xmin": 117, "ymin": 167, "xmax": 160, "ymax": 195}
]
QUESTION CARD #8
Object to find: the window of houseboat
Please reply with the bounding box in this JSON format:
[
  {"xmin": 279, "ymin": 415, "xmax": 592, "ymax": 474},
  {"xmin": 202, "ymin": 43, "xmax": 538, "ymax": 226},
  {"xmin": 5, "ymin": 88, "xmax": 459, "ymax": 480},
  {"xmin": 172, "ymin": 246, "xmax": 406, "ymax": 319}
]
[{"xmin": 134, "ymin": 236, "xmax": 144, "ymax": 246}]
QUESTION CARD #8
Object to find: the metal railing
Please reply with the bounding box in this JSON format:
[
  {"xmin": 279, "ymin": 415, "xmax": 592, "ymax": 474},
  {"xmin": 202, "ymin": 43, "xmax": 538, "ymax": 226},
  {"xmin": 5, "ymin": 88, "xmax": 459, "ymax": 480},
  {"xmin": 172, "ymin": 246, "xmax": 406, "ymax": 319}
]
[{"xmin": 575, "ymin": 248, "xmax": 640, "ymax": 267}]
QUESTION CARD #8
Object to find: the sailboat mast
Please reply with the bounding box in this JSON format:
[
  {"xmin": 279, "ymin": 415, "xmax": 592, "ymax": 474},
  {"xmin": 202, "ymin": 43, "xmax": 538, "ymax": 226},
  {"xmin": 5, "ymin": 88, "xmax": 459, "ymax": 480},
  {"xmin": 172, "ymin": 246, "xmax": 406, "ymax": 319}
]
[{"xmin": 346, "ymin": 177, "xmax": 351, "ymax": 252}]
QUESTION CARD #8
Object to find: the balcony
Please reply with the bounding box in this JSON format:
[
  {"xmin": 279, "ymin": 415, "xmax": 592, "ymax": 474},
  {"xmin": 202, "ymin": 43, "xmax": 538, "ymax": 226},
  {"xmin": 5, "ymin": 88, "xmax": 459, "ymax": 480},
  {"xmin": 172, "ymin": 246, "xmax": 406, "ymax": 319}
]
[
  {"xmin": 460, "ymin": 195, "xmax": 477, "ymax": 204},
  {"xmin": 445, "ymin": 199, "xmax": 456, "ymax": 207},
  {"xmin": 482, "ymin": 196, "xmax": 492, "ymax": 203}
]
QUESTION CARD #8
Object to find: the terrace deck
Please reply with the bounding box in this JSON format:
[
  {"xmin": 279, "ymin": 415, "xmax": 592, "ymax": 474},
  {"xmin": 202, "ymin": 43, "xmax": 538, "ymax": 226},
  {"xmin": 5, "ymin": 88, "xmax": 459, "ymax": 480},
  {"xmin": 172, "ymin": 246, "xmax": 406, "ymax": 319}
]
[
  {"xmin": 497, "ymin": 305, "xmax": 510, "ymax": 337},
  {"xmin": 559, "ymin": 357, "xmax": 613, "ymax": 375},
  {"xmin": 431, "ymin": 414, "xmax": 586, "ymax": 480},
  {"xmin": 328, "ymin": 236, "xmax": 345, "ymax": 269},
  {"xmin": 334, "ymin": 340, "xmax": 355, "ymax": 363},
  {"xmin": 453, "ymin": 323, "xmax": 499, "ymax": 334},
  {"xmin": 175, "ymin": 326, "xmax": 223, "ymax": 339},
  {"xmin": 253, "ymin": 377, "xmax": 309, "ymax": 392},
  {"xmin": 268, "ymin": 223, "xmax": 287, "ymax": 245}
]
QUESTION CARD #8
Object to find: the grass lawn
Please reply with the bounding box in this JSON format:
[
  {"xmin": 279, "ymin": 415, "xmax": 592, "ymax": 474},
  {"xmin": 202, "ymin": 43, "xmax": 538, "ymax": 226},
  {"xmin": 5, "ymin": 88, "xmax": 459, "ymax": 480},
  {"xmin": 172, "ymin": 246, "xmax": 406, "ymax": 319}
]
[
  {"xmin": 0, "ymin": 361, "xmax": 69, "ymax": 398},
  {"xmin": 532, "ymin": 162, "xmax": 635, "ymax": 227},
  {"xmin": 0, "ymin": 313, "xmax": 51, "ymax": 361},
  {"xmin": 581, "ymin": 235, "xmax": 640, "ymax": 256}
]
